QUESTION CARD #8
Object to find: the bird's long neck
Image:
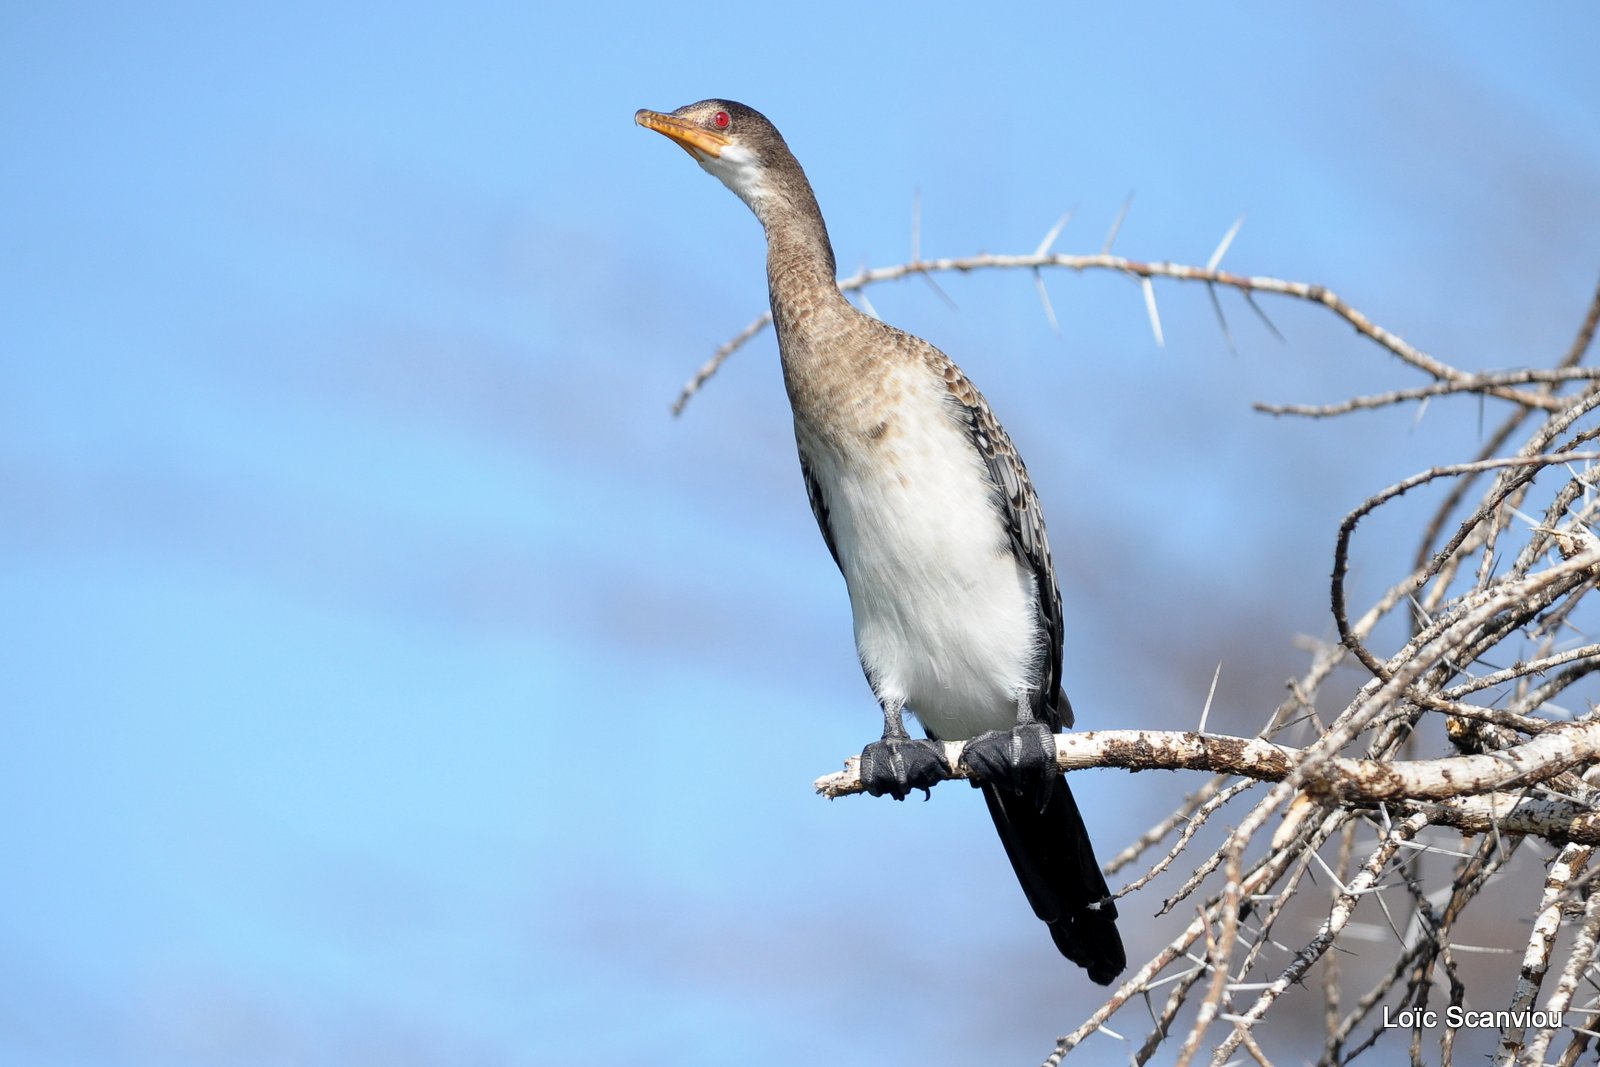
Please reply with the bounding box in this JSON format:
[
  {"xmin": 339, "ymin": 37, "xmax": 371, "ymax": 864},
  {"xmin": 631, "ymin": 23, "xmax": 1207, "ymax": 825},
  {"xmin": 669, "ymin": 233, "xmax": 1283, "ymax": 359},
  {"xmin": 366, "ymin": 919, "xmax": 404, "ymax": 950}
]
[
  {"xmin": 762, "ymin": 189, "xmax": 837, "ymax": 305},
  {"xmin": 750, "ymin": 170, "xmax": 873, "ymax": 426}
]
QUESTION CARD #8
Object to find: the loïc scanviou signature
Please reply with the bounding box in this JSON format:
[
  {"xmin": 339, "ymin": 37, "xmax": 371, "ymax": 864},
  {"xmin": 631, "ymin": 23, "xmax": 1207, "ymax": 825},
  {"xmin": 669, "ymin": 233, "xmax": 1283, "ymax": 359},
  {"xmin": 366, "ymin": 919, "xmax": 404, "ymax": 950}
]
[{"xmin": 1383, "ymin": 1006, "xmax": 1564, "ymax": 1030}]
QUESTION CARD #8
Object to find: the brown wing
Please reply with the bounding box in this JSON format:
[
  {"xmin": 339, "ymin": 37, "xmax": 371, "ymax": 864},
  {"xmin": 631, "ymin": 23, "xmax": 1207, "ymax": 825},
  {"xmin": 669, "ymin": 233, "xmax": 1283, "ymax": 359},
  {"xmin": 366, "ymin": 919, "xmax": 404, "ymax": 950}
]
[
  {"xmin": 797, "ymin": 450, "xmax": 842, "ymax": 573},
  {"xmin": 933, "ymin": 351, "xmax": 1070, "ymax": 730}
]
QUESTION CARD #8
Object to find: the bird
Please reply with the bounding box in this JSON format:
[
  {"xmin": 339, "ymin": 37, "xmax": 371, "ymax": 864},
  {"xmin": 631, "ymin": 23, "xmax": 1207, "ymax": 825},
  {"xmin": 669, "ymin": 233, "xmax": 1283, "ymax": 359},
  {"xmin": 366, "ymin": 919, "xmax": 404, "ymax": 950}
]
[{"xmin": 637, "ymin": 99, "xmax": 1125, "ymax": 985}]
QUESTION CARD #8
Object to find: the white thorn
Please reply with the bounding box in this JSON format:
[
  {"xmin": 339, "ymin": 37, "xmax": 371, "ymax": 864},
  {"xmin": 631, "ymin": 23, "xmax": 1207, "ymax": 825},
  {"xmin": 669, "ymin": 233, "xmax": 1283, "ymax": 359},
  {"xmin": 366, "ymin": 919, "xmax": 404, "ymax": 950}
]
[
  {"xmin": 1141, "ymin": 276, "xmax": 1165, "ymax": 348},
  {"xmin": 1306, "ymin": 845, "xmax": 1351, "ymax": 893},
  {"xmin": 1198, "ymin": 662, "xmax": 1222, "ymax": 734},
  {"xmin": 1034, "ymin": 268, "xmax": 1061, "ymax": 334},
  {"xmin": 858, "ymin": 289, "xmax": 880, "ymax": 321},
  {"xmin": 1033, "ymin": 209, "xmax": 1074, "ymax": 258},
  {"xmin": 1207, "ymin": 282, "xmax": 1236, "ymax": 355},
  {"xmin": 1507, "ymin": 506, "xmax": 1541, "ymax": 530},
  {"xmin": 1102, "ymin": 193, "xmax": 1134, "ymax": 255},
  {"xmin": 1207, "ymin": 214, "xmax": 1245, "ymax": 271},
  {"xmin": 1412, "ymin": 394, "xmax": 1431, "ymax": 429}
]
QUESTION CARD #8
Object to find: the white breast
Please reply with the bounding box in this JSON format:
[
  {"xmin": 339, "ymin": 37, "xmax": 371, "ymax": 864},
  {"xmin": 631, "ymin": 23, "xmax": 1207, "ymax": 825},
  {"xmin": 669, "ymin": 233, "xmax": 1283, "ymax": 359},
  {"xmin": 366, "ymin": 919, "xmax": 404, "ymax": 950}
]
[{"xmin": 798, "ymin": 367, "xmax": 1044, "ymax": 741}]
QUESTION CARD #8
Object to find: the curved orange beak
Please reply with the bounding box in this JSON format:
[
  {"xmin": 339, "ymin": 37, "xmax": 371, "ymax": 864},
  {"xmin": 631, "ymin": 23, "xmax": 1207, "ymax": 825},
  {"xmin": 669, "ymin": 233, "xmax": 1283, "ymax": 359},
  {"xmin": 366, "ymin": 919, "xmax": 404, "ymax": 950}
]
[{"xmin": 635, "ymin": 108, "xmax": 730, "ymax": 161}]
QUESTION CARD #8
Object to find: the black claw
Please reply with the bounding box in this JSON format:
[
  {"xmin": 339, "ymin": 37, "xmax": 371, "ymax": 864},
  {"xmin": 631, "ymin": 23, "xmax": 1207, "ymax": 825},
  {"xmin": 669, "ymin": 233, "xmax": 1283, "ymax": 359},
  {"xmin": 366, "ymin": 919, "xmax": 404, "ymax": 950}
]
[
  {"xmin": 960, "ymin": 723, "xmax": 1058, "ymax": 809},
  {"xmin": 860, "ymin": 736, "xmax": 949, "ymax": 801}
]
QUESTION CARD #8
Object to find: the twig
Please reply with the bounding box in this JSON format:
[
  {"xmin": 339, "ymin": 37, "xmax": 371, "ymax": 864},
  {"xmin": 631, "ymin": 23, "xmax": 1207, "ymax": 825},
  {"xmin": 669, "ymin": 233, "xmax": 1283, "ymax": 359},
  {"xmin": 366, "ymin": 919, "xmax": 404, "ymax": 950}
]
[
  {"xmin": 1255, "ymin": 368, "xmax": 1600, "ymax": 418},
  {"xmin": 672, "ymin": 246, "xmax": 1573, "ymax": 414},
  {"xmin": 814, "ymin": 720, "xmax": 1600, "ymax": 806}
]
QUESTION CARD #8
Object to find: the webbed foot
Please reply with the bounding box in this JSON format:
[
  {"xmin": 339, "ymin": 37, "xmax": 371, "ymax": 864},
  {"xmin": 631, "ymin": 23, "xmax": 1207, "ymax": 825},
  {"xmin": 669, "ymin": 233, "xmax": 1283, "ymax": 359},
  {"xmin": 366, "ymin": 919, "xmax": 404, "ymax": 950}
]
[
  {"xmin": 859, "ymin": 736, "xmax": 949, "ymax": 801},
  {"xmin": 960, "ymin": 722, "xmax": 1058, "ymax": 808}
]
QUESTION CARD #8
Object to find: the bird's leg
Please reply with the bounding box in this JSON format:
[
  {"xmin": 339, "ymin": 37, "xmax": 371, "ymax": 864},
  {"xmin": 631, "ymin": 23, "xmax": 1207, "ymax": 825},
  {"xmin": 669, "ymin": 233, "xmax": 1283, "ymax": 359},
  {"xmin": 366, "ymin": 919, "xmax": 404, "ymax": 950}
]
[
  {"xmin": 859, "ymin": 699, "xmax": 949, "ymax": 801},
  {"xmin": 959, "ymin": 694, "xmax": 1058, "ymax": 810}
]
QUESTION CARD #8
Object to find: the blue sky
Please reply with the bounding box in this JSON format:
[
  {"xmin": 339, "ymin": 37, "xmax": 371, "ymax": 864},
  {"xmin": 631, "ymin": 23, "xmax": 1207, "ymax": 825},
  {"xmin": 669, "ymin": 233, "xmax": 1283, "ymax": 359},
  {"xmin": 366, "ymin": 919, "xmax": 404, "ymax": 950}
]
[{"xmin": 3, "ymin": 3, "xmax": 1598, "ymax": 1064}]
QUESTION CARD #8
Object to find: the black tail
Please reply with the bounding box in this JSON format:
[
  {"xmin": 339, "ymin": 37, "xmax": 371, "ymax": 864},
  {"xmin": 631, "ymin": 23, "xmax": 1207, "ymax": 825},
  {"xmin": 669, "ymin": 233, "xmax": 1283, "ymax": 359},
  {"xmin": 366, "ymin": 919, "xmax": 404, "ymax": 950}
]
[{"xmin": 982, "ymin": 776, "xmax": 1125, "ymax": 984}]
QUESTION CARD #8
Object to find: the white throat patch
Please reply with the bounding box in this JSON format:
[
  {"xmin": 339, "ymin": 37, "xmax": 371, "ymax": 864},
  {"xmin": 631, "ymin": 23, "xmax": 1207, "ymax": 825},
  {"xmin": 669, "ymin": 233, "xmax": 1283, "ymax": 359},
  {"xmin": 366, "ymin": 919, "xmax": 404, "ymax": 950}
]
[{"xmin": 699, "ymin": 142, "xmax": 772, "ymax": 217}]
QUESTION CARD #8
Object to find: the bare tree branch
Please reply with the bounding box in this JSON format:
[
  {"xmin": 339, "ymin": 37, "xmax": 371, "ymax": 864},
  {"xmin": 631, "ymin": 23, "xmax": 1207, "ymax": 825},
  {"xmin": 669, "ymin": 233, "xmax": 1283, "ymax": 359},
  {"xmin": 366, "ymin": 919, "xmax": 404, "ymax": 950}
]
[
  {"xmin": 1254, "ymin": 368, "xmax": 1600, "ymax": 419},
  {"xmin": 816, "ymin": 718, "xmax": 1600, "ymax": 808},
  {"xmin": 676, "ymin": 219, "xmax": 1600, "ymax": 1064},
  {"xmin": 671, "ymin": 242, "xmax": 1582, "ymax": 415}
]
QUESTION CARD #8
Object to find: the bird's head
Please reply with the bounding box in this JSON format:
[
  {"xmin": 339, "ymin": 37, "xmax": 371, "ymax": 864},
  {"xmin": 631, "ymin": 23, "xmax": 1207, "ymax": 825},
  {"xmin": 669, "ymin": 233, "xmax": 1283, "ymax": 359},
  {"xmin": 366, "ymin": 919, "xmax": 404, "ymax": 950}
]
[{"xmin": 635, "ymin": 99, "xmax": 793, "ymax": 218}]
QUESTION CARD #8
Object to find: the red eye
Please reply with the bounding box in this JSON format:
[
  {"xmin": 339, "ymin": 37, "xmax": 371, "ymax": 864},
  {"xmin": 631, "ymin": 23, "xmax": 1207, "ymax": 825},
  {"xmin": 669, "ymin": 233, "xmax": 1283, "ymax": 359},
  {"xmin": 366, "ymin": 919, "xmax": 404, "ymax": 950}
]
[{"xmin": 713, "ymin": 111, "xmax": 731, "ymax": 129}]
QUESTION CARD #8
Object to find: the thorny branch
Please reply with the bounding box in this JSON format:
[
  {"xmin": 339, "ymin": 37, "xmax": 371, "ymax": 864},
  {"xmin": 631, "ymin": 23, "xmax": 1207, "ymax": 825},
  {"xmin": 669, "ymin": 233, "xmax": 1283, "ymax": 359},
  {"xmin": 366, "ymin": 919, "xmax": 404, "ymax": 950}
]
[
  {"xmin": 671, "ymin": 246, "xmax": 1579, "ymax": 417},
  {"xmin": 814, "ymin": 717, "xmax": 1600, "ymax": 808},
  {"xmin": 678, "ymin": 218, "xmax": 1600, "ymax": 1065}
]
